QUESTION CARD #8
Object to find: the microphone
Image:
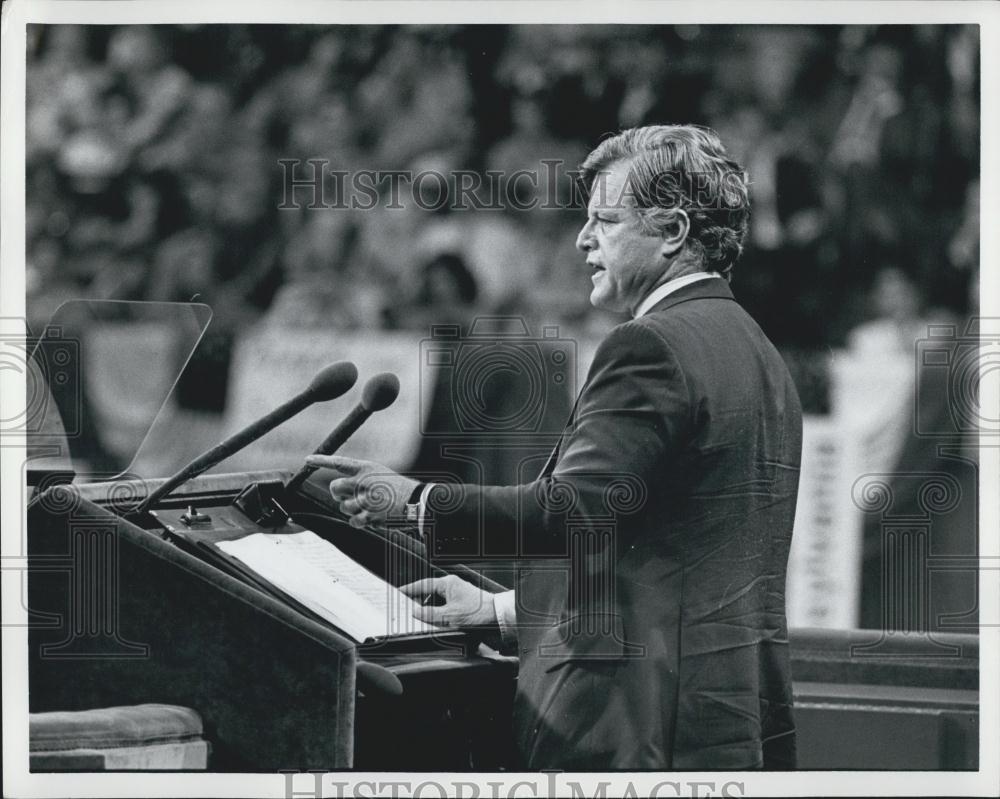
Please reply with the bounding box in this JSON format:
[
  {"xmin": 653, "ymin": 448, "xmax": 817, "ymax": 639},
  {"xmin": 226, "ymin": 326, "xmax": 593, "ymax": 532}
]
[
  {"xmin": 285, "ymin": 372, "xmax": 400, "ymax": 494},
  {"xmin": 357, "ymin": 660, "xmax": 404, "ymax": 697},
  {"xmin": 137, "ymin": 362, "xmax": 358, "ymax": 513}
]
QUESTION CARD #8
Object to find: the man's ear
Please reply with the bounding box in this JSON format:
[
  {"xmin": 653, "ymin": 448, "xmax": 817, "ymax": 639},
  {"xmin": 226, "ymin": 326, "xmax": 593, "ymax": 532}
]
[{"xmin": 659, "ymin": 209, "xmax": 690, "ymax": 258}]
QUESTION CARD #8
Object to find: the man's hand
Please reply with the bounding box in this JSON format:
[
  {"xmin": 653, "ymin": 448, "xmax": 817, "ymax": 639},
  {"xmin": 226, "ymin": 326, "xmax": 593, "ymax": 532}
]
[
  {"xmin": 400, "ymin": 576, "xmax": 499, "ymax": 628},
  {"xmin": 304, "ymin": 454, "xmax": 418, "ymax": 529}
]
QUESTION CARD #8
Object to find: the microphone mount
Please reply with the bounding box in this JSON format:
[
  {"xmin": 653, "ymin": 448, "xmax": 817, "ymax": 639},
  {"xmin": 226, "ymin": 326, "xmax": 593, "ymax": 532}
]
[{"xmin": 232, "ymin": 479, "xmax": 290, "ymax": 528}]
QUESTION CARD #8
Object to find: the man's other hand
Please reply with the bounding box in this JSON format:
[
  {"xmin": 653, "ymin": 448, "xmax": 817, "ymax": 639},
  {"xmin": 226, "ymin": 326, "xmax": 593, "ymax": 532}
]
[
  {"xmin": 305, "ymin": 454, "xmax": 418, "ymax": 529},
  {"xmin": 400, "ymin": 576, "xmax": 500, "ymax": 628}
]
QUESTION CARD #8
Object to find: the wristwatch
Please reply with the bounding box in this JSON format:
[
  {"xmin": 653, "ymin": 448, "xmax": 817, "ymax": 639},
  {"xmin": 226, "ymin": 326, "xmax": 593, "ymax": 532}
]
[{"xmin": 405, "ymin": 483, "xmax": 426, "ymax": 523}]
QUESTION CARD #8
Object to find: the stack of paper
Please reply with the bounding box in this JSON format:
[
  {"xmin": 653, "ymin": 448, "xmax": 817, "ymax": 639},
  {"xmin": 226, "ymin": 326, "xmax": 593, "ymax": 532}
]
[{"xmin": 218, "ymin": 530, "xmax": 442, "ymax": 642}]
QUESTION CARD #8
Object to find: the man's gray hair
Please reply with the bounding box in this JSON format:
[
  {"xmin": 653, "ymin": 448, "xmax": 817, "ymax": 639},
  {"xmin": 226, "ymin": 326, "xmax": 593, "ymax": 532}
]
[{"xmin": 580, "ymin": 125, "xmax": 751, "ymax": 278}]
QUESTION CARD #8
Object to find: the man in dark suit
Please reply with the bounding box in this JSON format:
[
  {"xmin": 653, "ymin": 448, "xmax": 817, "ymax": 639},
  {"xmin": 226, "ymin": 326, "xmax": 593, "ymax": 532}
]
[{"xmin": 308, "ymin": 125, "xmax": 803, "ymax": 770}]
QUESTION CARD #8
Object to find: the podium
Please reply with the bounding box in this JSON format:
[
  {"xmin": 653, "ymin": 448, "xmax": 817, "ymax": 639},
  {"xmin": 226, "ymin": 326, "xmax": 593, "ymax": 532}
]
[{"xmin": 27, "ymin": 470, "xmax": 518, "ymax": 771}]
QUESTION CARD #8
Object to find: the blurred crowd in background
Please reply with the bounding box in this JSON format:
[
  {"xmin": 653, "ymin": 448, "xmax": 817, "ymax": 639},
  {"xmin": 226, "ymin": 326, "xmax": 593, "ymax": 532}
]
[{"xmin": 26, "ymin": 24, "xmax": 980, "ymax": 411}]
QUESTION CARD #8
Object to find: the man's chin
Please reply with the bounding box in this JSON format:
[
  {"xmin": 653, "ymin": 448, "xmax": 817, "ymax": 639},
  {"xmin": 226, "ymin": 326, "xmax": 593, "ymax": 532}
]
[{"xmin": 590, "ymin": 289, "xmax": 622, "ymax": 314}]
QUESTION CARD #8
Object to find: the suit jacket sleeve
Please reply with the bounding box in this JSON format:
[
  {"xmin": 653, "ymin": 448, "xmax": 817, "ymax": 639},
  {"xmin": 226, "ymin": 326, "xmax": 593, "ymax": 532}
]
[{"xmin": 425, "ymin": 321, "xmax": 691, "ymax": 559}]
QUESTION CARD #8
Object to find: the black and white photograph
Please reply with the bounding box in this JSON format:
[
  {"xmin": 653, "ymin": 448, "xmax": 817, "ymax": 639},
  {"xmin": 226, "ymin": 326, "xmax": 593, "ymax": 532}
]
[{"xmin": 1, "ymin": 1, "xmax": 997, "ymax": 797}]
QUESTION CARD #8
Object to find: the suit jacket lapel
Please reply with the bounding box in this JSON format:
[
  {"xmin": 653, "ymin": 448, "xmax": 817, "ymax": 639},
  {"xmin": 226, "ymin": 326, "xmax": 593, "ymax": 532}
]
[
  {"xmin": 536, "ymin": 278, "xmax": 737, "ymax": 480},
  {"xmin": 644, "ymin": 275, "xmax": 736, "ymax": 315}
]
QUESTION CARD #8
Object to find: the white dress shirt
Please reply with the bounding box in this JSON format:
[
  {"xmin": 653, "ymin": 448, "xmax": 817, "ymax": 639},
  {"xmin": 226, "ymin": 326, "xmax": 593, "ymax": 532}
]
[{"xmin": 632, "ymin": 270, "xmax": 722, "ymax": 318}]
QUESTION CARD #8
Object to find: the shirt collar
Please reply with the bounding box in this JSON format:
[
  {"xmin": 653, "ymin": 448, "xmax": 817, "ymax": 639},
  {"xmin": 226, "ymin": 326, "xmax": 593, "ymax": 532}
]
[{"xmin": 633, "ymin": 272, "xmax": 724, "ymax": 319}]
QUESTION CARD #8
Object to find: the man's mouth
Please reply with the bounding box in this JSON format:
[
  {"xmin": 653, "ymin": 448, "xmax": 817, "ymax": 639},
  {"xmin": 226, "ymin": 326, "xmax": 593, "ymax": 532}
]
[{"xmin": 589, "ymin": 262, "xmax": 605, "ymax": 273}]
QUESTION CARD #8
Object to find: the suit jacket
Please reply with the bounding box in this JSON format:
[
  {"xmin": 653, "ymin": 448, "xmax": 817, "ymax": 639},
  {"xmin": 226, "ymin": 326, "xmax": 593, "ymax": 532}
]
[{"xmin": 426, "ymin": 278, "xmax": 803, "ymax": 769}]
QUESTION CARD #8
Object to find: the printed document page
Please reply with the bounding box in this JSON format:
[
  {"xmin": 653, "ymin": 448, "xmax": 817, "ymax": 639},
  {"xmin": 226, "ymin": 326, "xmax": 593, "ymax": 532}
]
[{"xmin": 217, "ymin": 530, "xmax": 441, "ymax": 642}]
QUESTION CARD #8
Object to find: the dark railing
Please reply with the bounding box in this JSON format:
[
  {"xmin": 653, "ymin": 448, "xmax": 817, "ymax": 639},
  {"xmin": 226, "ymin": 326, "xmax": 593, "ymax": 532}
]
[{"xmin": 789, "ymin": 628, "xmax": 978, "ymax": 769}]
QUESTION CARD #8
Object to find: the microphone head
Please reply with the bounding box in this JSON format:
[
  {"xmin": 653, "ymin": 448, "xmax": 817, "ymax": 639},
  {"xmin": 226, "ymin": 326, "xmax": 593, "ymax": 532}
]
[
  {"xmin": 361, "ymin": 372, "xmax": 400, "ymax": 412},
  {"xmin": 356, "ymin": 660, "xmax": 404, "ymax": 697},
  {"xmin": 308, "ymin": 362, "xmax": 359, "ymax": 401}
]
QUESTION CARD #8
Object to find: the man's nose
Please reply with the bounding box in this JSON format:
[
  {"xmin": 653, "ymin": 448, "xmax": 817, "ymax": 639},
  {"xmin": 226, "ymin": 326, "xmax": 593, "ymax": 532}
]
[{"xmin": 576, "ymin": 220, "xmax": 594, "ymax": 252}]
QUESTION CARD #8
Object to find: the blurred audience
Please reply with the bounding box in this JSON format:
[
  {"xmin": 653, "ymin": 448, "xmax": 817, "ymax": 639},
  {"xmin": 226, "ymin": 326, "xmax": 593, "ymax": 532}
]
[{"xmin": 27, "ymin": 24, "xmax": 979, "ymax": 349}]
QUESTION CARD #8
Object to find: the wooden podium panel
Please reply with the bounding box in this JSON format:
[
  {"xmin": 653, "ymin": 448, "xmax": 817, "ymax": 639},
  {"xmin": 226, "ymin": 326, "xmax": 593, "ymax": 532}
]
[{"xmin": 28, "ymin": 486, "xmax": 357, "ymax": 769}]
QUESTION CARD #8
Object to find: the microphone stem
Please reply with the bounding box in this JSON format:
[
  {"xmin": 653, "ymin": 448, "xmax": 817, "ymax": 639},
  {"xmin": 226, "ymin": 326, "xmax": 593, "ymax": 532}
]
[
  {"xmin": 285, "ymin": 405, "xmax": 369, "ymax": 494},
  {"xmin": 138, "ymin": 390, "xmax": 317, "ymax": 514}
]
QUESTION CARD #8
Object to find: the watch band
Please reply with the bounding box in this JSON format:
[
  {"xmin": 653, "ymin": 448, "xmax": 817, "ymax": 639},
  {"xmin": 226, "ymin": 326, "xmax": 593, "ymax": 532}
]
[
  {"xmin": 407, "ymin": 483, "xmax": 426, "ymax": 506},
  {"xmin": 405, "ymin": 483, "xmax": 426, "ymax": 523}
]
